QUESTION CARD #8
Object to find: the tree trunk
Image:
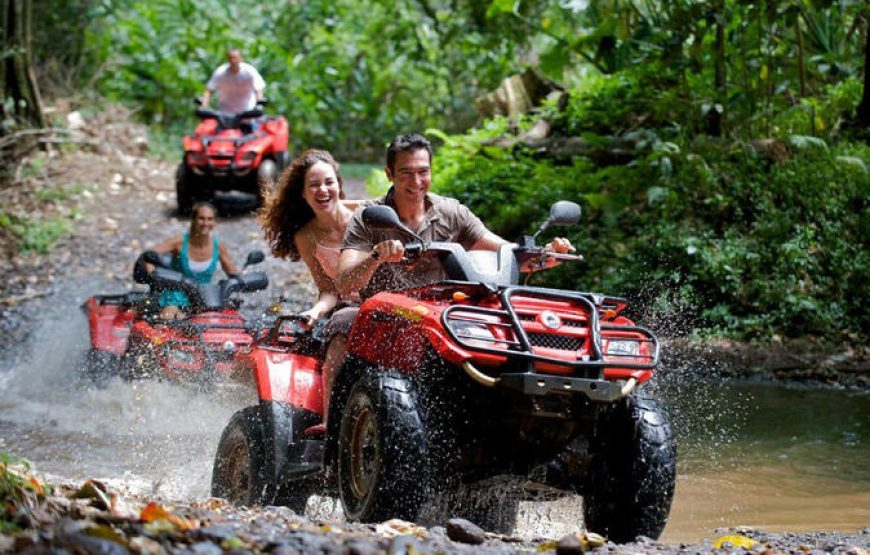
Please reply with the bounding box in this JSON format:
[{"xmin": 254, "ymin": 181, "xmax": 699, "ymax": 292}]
[
  {"xmin": 1, "ymin": 0, "xmax": 46, "ymax": 131},
  {"xmin": 707, "ymin": 8, "xmax": 726, "ymax": 137},
  {"xmin": 856, "ymin": 18, "xmax": 870, "ymax": 127},
  {"xmin": 795, "ymin": 13, "xmax": 806, "ymax": 98}
]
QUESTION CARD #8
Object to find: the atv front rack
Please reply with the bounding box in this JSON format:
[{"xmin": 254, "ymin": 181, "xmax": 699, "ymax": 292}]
[{"xmin": 441, "ymin": 285, "xmax": 659, "ymax": 386}]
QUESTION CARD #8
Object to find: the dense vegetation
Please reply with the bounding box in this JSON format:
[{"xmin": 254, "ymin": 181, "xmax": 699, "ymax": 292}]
[
  {"xmin": 13, "ymin": 0, "xmax": 870, "ymax": 342},
  {"xmin": 431, "ymin": 3, "xmax": 869, "ymax": 342},
  {"xmin": 32, "ymin": 0, "xmax": 548, "ymax": 160}
]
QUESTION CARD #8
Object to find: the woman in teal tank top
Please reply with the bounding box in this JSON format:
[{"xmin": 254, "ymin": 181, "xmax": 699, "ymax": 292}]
[{"xmin": 146, "ymin": 202, "xmax": 240, "ymax": 318}]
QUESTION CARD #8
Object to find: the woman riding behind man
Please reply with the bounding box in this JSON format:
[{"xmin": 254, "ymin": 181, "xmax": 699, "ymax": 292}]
[
  {"xmin": 260, "ymin": 149, "xmax": 362, "ymax": 325},
  {"xmin": 148, "ymin": 201, "xmax": 239, "ymax": 319}
]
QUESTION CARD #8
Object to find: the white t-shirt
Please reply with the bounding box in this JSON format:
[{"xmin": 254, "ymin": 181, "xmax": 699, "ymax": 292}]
[{"xmin": 206, "ymin": 62, "xmax": 266, "ymax": 113}]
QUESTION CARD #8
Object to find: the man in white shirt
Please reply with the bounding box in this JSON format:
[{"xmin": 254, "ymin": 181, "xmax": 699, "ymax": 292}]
[{"xmin": 201, "ymin": 48, "xmax": 265, "ymax": 114}]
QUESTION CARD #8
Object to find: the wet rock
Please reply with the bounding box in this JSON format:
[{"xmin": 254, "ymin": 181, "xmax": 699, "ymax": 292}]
[
  {"xmin": 191, "ymin": 525, "xmax": 240, "ymax": 543},
  {"xmin": 189, "ymin": 541, "xmax": 223, "ymax": 555},
  {"xmin": 346, "ymin": 539, "xmax": 381, "ymax": 555},
  {"xmin": 129, "ymin": 536, "xmax": 166, "ymax": 554},
  {"xmin": 555, "ymin": 531, "xmax": 606, "ymax": 554},
  {"xmin": 56, "ymin": 531, "xmax": 129, "ymax": 555},
  {"xmin": 556, "ymin": 533, "xmax": 587, "ymax": 554},
  {"xmin": 445, "ymin": 518, "xmax": 486, "ymax": 545},
  {"xmin": 389, "ymin": 534, "xmax": 427, "ymax": 555}
]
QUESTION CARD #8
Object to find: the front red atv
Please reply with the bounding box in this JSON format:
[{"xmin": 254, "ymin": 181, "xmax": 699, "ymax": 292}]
[
  {"xmin": 211, "ymin": 202, "xmax": 677, "ymax": 543},
  {"xmin": 177, "ymin": 100, "xmax": 289, "ymax": 213}
]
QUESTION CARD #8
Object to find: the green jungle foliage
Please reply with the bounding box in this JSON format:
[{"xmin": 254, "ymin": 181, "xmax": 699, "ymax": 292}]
[
  {"xmin": 70, "ymin": 0, "xmax": 549, "ymax": 160},
  {"xmin": 426, "ymin": 0, "xmax": 869, "ymax": 342},
  {"xmin": 433, "ymin": 88, "xmax": 868, "ymax": 342}
]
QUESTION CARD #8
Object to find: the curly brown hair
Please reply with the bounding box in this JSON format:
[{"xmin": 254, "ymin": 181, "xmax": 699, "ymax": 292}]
[{"xmin": 259, "ymin": 149, "xmax": 344, "ymax": 260}]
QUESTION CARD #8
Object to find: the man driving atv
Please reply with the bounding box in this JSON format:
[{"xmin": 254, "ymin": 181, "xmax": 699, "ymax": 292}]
[
  {"xmin": 320, "ymin": 133, "xmax": 573, "ymax": 414},
  {"xmin": 201, "ymin": 48, "xmax": 265, "ymax": 130}
]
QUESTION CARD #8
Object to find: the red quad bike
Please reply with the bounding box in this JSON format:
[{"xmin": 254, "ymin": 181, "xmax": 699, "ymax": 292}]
[
  {"xmin": 177, "ymin": 99, "xmax": 289, "ymax": 213},
  {"xmin": 211, "ymin": 202, "xmax": 677, "ymax": 542},
  {"xmin": 83, "ymin": 250, "xmax": 269, "ymax": 386}
]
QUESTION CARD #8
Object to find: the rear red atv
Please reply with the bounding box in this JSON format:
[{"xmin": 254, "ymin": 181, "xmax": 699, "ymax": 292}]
[
  {"xmin": 177, "ymin": 100, "xmax": 289, "ymax": 213},
  {"xmin": 83, "ymin": 250, "xmax": 269, "ymax": 387},
  {"xmin": 211, "ymin": 202, "xmax": 677, "ymax": 542}
]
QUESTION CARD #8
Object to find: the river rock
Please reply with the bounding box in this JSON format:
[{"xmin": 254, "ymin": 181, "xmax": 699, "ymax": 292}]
[
  {"xmin": 445, "ymin": 518, "xmax": 486, "ymax": 545},
  {"xmin": 556, "ymin": 533, "xmax": 587, "ymax": 554}
]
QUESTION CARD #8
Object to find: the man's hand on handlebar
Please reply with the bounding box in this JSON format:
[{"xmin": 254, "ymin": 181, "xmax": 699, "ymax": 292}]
[
  {"xmin": 371, "ymin": 239, "xmax": 405, "ymax": 263},
  {"xmin": 520, "ymin": 237, "xmax": 582, "ymax": 273},
  {"xmin": 546, "ymin": 237, "xmax": 575, "ymax": 254}
]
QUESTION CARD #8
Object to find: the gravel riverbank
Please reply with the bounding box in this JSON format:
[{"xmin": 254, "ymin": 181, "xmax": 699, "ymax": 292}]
[{"xmin": 2, "ymin": 476, "xmax": 868, "ymax": 554}]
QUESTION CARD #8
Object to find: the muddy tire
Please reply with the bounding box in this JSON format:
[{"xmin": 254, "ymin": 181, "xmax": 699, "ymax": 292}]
[
  {"xmin": 257, "ymin": 158, "xmax": 278, "ymax": 184},
  {"xmin": 338, "ymin": 373, "xmax": 429, "ymax": 522},
  {"xmin": 119, "ymin": 342, "xmax": 154, "ymax": 381},
  {"xmin": 276, "ymin": 150, "xmax": 290, "ymax": 170},
  {"xmin": 256, "ymin": 158, "xmax": 278, "ymax": 205},
  {"xmin": 175, "ymin": 163, "xmax": 195, "ymax": 215},
  {"xmin": 583, "ymin": 395, "xmax": 676, "ymax": 542},
  {"xmin": 81, "ymin": 349, "xmax": 120, "ymax": 386},
  {"xmin": 211, "ymin": 406, "xmax": 276, "ymax": 506}
]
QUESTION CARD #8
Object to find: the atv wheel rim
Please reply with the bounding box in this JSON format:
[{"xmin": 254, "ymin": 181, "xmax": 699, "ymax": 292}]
[
  {"xmin": 224, "ymin": 440, "xmax": 251, "ymax": 504},
  {"xmin": 347, "ymin": 404, "xmax": 378, "ymax": 501}
]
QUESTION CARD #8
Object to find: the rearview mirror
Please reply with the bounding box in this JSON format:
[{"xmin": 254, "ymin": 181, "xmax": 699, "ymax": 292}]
[
  {"xmin": 361, "ymin": 205, "xmax": 423, "ymax": 242},
  {"xmin": 362, "ymin": 205, "xmax": 402, "ymax": 229},
  {"xmin": 534, "ymin": 200, "xmax": 581, "ymax": 238},
  {"xmin": 245, "ymin": 250, "xmax": 265, "ymax": 268},
  {"xmin": 549, "ymin": 201, "xmax": 582, "ymax": 227},
  {"xmin": 142, "ymin": 250, "xmax": 162, "ymax": 266}
]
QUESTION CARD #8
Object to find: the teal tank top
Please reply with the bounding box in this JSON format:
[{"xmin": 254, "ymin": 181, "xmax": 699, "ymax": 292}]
[
  {"xmin": 159, "ymin": 233, "xmax": 220, "ymax": 308},
  {"xmin": 172, "ymin": 232, "xmax": 219, "ymax": 283}
]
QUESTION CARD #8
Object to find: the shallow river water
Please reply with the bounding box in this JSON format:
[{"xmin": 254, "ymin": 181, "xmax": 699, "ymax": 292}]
[{"xmin": 0, "ymin": 282, "xmax": 867, "ymax": 544}]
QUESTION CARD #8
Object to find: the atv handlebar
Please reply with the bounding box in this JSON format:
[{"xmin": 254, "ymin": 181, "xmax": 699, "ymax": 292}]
[
  {"xmin": 360, "ymin": 203, "xmax": 583, "ymax": 287},
  {"xmin": 133, "ymin": 248, "xmax": 269, "ymax": 312}
]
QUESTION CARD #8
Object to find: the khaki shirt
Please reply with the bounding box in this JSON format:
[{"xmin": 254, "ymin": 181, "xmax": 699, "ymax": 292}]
[{"xmin": 342, "ymin": 187, "xmax": 491, "ymax": 298}]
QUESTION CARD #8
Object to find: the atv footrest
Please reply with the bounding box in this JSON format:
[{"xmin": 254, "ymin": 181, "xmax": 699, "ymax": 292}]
[
  {"xmin": 499, "ymin": 373, "xmax": 626, "ymax": 402},
  {"xmin": 278, "ymin": 440, "xmax": 323, "ymax": 480}
]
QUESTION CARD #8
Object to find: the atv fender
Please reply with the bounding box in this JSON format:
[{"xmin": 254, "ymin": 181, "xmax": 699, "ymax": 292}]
[{"xmin": 257, "ymin": 399, "xmax": 318, "ymax": 483}]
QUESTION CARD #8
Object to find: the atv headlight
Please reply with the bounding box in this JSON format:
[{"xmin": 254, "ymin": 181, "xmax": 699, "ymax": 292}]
[
  {"xmin": 166, "ymin": 346, "xmax": 197, "ymax": 366},
  {"xmin": 451, "ymin": 319, "xmax": 497, "ymax": 348},
  {"xmin": 606, "ymin": 339, "xmax": 640, "ymax": 357},
  {"xmin": 239, "ymin": 151, "xmax": 257, "ymax": 163}
]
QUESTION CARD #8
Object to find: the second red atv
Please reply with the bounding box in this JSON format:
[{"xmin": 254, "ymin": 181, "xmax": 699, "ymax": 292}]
[
  {"xmin": 177, "ymin": 99, "xmax": 289, "ymax": 213},
  {"xmin": 84, "ymin": 250, "xmax": 269, "ymax": 386},
  {"xmin": 211, "ymin": 202, "xmax": 677, "ymax": 542}
]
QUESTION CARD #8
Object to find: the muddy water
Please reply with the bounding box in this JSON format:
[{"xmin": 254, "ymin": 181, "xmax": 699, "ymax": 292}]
[
  {"xmin": 663, "ymin": 382, "xmax": 870, "ymax": 543},
  {"xmin": 0, "ymin": 279, "xmax": 867, "ymax": 543}
]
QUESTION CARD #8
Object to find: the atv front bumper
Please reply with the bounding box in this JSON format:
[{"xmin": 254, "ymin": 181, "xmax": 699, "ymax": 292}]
[{"xmin": 489, "ymin": 369, "xmax": 636, "ymax": 402}]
